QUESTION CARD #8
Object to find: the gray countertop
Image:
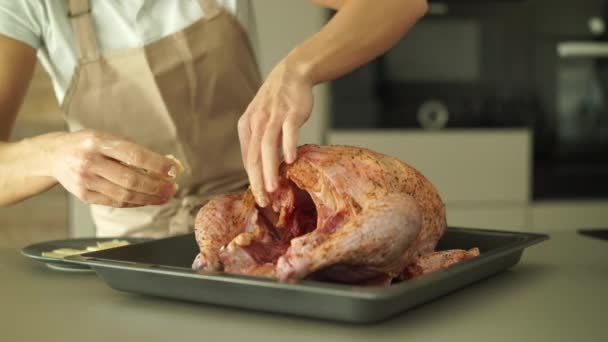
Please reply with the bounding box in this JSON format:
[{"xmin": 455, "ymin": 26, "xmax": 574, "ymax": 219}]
[{"xmin": 2, "ymin": 231, "xmax": 606, "ymax": 342}]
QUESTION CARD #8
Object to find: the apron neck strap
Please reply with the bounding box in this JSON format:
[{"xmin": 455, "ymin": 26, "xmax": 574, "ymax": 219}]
[
  {"xmin": 198, "ymin": 0, "xmax": 222, "ymax": 19},
  {"xmin": 68, "ymin": 0, "xmax": 100, "ymax": 61}
]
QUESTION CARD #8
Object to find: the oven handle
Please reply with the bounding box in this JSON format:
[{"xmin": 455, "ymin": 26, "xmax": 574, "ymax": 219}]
[{"xmin": 558, "ymin": 41, "xmax": 608, "ymax": 58}]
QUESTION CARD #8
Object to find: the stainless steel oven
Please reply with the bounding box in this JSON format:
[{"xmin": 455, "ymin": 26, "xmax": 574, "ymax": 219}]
[
  {"xmin": 330, "ymin": 0, "xmax": 538, "ymax": 130},
  {"xmin": 534, "ymin": 38, "xmax": 608, "ymax": 199},
  {"xmin": 329, "ymin": 0, "xmax": 608, "ymax": 200}
]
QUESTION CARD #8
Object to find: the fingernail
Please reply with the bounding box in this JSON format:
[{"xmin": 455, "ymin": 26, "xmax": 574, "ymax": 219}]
[
  {"xmin": 162, "ymin": 163, "xmax": 173, "ymax": 175},
  {"xmin": 165, "ymin": 155, "xmax": 184, "ymax": 177},
  {"xmin": 286, "ymin": 153, "xmax": 295, "ymax": 164},
  {"xmin": 265, "ymin": 179, "xmax": 275, "ymax": 193},
  {"xmin": 167, "ymin": 165, "xmax": 178, "ymax": 178},
  {"xmin": 258, "ymin": 196, "xmax": 268, "ymax": 207}
]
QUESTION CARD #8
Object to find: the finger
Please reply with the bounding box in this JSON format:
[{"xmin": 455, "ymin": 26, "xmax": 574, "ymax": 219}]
[
  {"xmin": 87, "ymin": 175, "xmax": 168, "ymax": 206},
  {"xmin": 237, "ymin": 114, "xmax": 252, "ymax": 170},
  {"xmin": 80, "ymin": 190, "xmax": 139, "ymax": 208},
  {"xmin": 282, "ymin": 116, "xmax": 299, "ymax": 164},
  {"xmin": 60, "ymin": 169, "xmax": 138, "ymax": 208},
  {"xmin": 247, "ymin": 120, "xmax": 270, "ymax": 207},
  {"xmin": 261, "ymin": 117, "xmax": 282, "ymax": 192},
  {"xmin": 98, "ymin": 140, "xmax": 175, "ymax": 177},
  {"xmin": 88, "ymin": 155, "xmax": 175, "ymax": 197}
]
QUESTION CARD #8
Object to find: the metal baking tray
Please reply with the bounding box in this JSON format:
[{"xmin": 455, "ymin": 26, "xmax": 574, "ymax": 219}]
[{"xmin": 67, "ymin": 227, "xmax": 548, "ymax": 323}]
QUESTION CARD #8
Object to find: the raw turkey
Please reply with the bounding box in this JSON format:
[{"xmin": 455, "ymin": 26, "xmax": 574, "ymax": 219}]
[{"xmin": 192, "ymin": 144, "xmax": 478, "ymax": 285}]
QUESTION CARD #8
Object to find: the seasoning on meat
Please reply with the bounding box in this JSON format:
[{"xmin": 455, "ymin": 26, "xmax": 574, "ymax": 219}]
[{"xmin": 192, "ymin": 144, "xmax": 478, "ymax": 285}]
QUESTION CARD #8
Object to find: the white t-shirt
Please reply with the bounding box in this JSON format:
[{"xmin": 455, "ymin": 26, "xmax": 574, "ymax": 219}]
[{"xmin": 0, "ymin": 0, "xmax": 256, "ymax": 104}]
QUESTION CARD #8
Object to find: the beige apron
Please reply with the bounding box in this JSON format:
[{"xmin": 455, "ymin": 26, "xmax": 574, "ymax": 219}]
[{"xmin": 63, "ymin": 0, "xmax": 261, "ymax": 238}]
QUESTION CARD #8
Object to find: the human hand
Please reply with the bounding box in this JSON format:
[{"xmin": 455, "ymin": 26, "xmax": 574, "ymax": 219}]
[
  {"xmin": 237, "ymin": 58, "xmax": 313, "ymax": 207},
  {"xmin": 47, "ymin": 130, "xmax": 180, "ymax": 207}
]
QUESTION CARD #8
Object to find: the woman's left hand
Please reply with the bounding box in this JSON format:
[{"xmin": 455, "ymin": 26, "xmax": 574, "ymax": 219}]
[{"xmin": 238, "ymin": 58, "xmax": 313, "ymax": 207}]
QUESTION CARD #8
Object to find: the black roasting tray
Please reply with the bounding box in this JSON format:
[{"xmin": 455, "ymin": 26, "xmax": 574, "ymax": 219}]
[{"xmin": 66, "ymin": 227, "xmax": 548, "ymax": 323}]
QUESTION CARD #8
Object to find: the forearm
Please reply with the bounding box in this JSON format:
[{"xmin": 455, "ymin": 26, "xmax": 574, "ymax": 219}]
[
  {"xmin": 0, "ymin": 132, "xmax": 63, "ymax": 206},
  {"xmin": 288, "ymin": 0, "xmax": 428, "ymax": 84}
]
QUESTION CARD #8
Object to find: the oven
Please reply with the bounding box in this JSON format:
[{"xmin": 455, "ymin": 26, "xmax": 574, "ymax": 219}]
[{"xmin": 328, "ymin": 0, "xmax": 608, "ymax": 200}]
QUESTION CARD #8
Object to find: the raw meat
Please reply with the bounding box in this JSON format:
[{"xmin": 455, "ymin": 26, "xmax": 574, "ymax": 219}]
[{"xmin": 192, "ymin": 145, "xmax": 478, "ymax": 284}]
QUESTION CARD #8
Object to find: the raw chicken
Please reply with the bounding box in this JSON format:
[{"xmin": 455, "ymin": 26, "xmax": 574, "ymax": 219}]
[{"xmin": 192, "ymin": 144, "xmax": 479, "ymax": 284}]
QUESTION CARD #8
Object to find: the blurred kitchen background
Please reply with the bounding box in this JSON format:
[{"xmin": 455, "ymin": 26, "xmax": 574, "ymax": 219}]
[{"xmin": 2, "ymin": 0, "xmax": 608, "ymax": 248}]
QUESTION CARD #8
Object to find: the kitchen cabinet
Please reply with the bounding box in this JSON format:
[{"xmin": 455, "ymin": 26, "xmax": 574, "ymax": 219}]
[
  {"xmin": 531, "ymin": 200, "xmax": 608, "ymax": 231},
  {"xmin": 447, "ymin": 204, "xmax": 529, "ymax": 230},
  {"xmin": 328, "ymin": 129, "xmax": 532, "ymax": 230},
  {"xmin": 327, "ymin": 129, "xmax": 531, "ymax": 203}
]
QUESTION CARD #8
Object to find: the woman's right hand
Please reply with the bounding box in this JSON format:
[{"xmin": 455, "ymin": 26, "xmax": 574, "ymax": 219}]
[{"xmin": 46, "ymin": 130, "xmax": 179, "ymax": 208}]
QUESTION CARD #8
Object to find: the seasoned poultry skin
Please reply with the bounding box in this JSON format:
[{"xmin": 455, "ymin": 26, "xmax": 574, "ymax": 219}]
[{"xmin": 192, "ymin": 144, "xmax": 478, "ymax": 284}]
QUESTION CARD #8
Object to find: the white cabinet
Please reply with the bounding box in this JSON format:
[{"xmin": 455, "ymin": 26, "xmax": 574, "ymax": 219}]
[
  {"xmin": 328, "ymin": 129, "xmax": 532, "ymax": 230},
  {"xmin": 531, "ymin": 200, "xmax": 608, "ymax": 231},
  {"xmin": 327, "ymin": 129, "xmax": 531, "ymax": 203},
  {"xmin": 447, "ymin": 205, "xmax": 529, "ymax": 231}
]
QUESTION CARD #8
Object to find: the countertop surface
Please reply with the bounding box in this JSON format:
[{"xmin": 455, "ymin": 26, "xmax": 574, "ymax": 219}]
[{"xmin": 1, "ymin": 231, "xmax": 606, "ymax": 342}]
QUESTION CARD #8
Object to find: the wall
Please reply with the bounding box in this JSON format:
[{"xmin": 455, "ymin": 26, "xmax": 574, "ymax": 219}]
[
  {"xmin": 253, "ymin": 0, "xmax": 329, "ymax": 145},
  {"xmin": 0, "ymin": 64, "xmax": 68, "ymax": 247}
]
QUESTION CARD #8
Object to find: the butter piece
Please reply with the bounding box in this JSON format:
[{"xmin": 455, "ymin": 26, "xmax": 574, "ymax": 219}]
[
  {"xmin": 42, "ymin": 240, "xmax": 131, "ymax": 260},
  {"xmin": 42, "ymin": 248, "xmax": 87, "ymax": 258},
  {"xmin": 165, "ymin": 154, "xmax": 185, "ymax": 179}
]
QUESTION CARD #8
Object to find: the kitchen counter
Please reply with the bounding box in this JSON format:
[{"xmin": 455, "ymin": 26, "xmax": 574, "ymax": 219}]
[{"xmin": 2, "ymin": 232, "xmax": 606, "ymax": 342}]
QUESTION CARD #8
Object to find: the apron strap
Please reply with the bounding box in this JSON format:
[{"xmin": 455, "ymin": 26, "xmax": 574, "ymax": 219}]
[
  {"xmin": 198, "ymin": 0, "xmax": 222, "ymax": 19},
  {"xmin": 68, "ymin": 0, "xmax": 100, "ymax": 61}
]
